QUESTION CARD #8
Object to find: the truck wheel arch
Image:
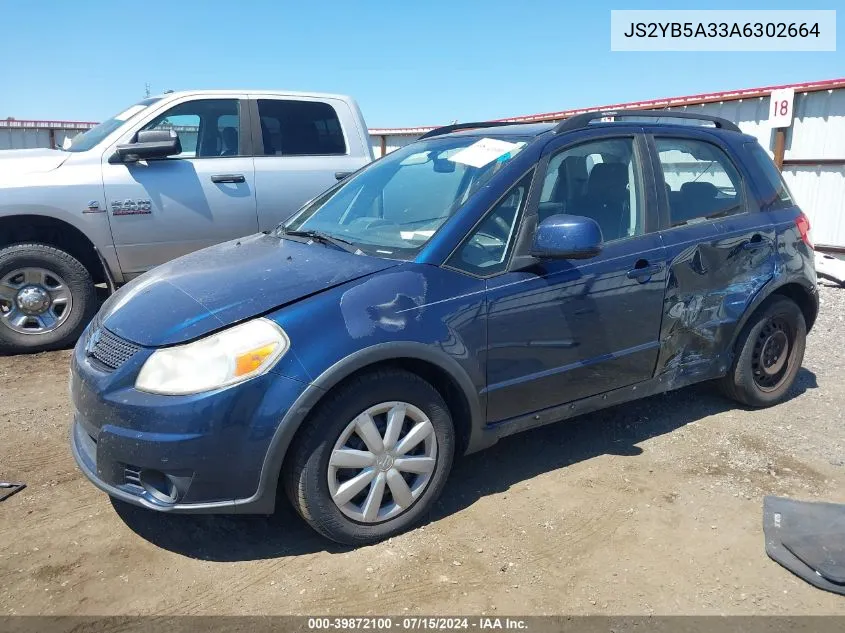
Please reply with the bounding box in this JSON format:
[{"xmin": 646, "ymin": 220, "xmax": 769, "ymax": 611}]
[{"xmin": 0, "ymin": 214, "xmax": 108, "ymax": 286}]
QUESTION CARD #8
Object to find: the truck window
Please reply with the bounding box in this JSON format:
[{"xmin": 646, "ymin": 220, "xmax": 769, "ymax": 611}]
[
  {"xmin": 64, "ymin": 97, "xmax": 162, "ymax": 152},
  {"xmin": 256, "ymin": 99, "xmax": 346, "ymax": 156},
  {"xmin": 141, "ymin": 99, "xmax": 241, "ymax": 158}
]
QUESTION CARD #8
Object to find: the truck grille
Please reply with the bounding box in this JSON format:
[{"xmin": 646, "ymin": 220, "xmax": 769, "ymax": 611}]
[{"xmin": 90, "ymin": 327, "xmax": 141, "ymax": 371}]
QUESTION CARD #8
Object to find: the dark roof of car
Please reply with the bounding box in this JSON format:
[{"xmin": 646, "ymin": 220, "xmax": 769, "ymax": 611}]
[{"xmin": 443, "ymin": 122, "xmax": 556, "ymax": 138}]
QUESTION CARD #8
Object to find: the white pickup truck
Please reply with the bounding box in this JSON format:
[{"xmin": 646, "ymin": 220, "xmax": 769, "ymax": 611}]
[{"xmin": 0, "ymin": 90, "xmax": 373, "ymax": 353}]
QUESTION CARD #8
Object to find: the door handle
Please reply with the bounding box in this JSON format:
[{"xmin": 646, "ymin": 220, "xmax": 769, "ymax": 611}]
[
  {"xmin": 211, "ymin": 174, "xmax": 245, "ymax": 183},
  {"xmin": 627, "ymin": 260, "xmax": 664, "ymax": 280},
  {"xmin": 335, "ymin": 171, "xmax": 353, "ymax": 181}
]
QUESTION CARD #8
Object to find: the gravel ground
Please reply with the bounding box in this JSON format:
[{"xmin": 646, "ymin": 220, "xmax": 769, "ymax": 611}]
[{"xmin": 0, "ymin": 282, "xmax": 843, "ymax": 615}]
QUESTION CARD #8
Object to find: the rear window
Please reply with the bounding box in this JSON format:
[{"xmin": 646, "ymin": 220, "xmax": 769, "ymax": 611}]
[
  {"xmin": 746, "ymin": 143, "xmax": 794, "ymax": 208},
  {"xmin": 257, "ymin": 99, "xmax": 346, "ymax": 156}
]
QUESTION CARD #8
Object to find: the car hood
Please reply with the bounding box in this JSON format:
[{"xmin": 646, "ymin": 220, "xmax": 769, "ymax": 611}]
[
  {"xmin": 0, "ymin": 148, "xmax": 70, "ymax": 175},
  {"xmin": 99, "ymin": 233, "xmax": 401, "ymax": 347}
]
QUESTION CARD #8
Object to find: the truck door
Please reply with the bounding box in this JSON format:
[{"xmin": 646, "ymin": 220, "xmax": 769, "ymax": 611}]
[
  {"xmin": 101, "ymin": 96, "xmax": 258, "ymax": 277},
  {"xmin": 248, "ymin": 95, "xmax": 372, "ymax": 230}
]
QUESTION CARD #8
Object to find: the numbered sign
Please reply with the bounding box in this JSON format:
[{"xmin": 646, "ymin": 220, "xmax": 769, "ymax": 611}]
[{"xmin": 769, "ymin": 88, "xmax": 795, "ymax": 128}]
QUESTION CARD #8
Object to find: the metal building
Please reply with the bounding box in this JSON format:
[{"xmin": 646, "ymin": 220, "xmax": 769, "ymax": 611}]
[
  {"xmin": 369, "ymin": 78, "xmax": 845, "ymax": 251},
  {"xmin": 3, "ymin": 78, "xmax": 844, "ymax": 249},
  {"xmin": 0, "ymin": 119, "xmax": 95, "ymax": 151}
]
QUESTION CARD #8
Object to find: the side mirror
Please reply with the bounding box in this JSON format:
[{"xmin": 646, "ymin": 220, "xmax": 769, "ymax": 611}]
[
  {"xmin": 529, "ymin": 214, "xmax": 603, "ymax": 260},
  {"xmin": 111, "ymin": 129, "xmax": 182, "ymax": 163}
]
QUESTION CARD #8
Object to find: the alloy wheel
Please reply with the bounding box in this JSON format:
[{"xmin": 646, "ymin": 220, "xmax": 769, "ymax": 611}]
[{"xmin": 0, "ymin": 267, "xmax": 73, "ymax": 335}]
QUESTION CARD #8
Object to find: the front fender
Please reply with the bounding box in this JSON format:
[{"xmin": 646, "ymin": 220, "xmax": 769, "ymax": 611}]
[
  {"xmin": 0, "ymin": 162, "xmax": 122, "ymax": 282},
  {"xmin": 254, "ymin": 340, "xmax": 487, "ymax": 511},
  {"xmin": 250, "ymin": 263, "xmax": 491, "ymax": 511}
]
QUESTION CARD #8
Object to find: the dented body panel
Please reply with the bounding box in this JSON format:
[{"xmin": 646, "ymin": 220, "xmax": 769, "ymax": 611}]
[{"xmin": 70, "ymin": 117, "xmax": 819, "ymax": 516}]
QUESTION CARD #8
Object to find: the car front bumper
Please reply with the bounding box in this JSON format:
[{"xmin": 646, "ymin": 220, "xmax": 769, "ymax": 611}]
[{"xmin": 69, "ymin": 327, "xmax": 309, "ymax": 514}]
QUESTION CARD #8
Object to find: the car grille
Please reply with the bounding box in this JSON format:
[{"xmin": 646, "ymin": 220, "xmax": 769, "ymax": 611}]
[{"xmin": 89, "ymin": 327, "xmax": 141, "ymax": 371}]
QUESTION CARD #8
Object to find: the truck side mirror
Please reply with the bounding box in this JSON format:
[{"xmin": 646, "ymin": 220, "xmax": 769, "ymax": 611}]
[{"xmin": 111, "ymin": 129, "xmax": 182, "ymax": 164}]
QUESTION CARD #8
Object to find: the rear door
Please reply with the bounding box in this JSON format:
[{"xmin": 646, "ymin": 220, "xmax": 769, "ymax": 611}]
[
  {"xmin": 646, "ymin": 130, "xmax": 777, "ymax": 379},
  {"xmin": 249, "ymin": 95, "xmax": 372, "ymax": 231},
  {"xmin": 101, "ymin": 95, "xmax": 258, "ymax": 277},
  {"xmin": 479, "ymin": 130, "xmax": 667, "ymax": 423}
]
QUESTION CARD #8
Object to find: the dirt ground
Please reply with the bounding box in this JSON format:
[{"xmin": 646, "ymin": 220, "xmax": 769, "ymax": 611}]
[{"xmin": 1, "ymin": 283, "xmax": 844, "ymax": 616}]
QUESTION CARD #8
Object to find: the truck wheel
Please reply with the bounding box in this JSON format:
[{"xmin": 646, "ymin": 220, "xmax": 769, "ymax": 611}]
[
  {"xmin": 718, "ymin": 296, "xmax": 807, "ymax": 408},
  {"xmin": 284, "ymin": 369, "xmax": 455, "ymax": 545},
  {"xmin": 0, "ymin": 244, "xmax": 97, "ymax": 354}
]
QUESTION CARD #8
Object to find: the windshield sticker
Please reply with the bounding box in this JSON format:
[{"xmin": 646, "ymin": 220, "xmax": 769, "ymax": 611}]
[
  {"xmin": 114, "ymin": 104, "xmax": 148, "ymax": 121},
  {"xmin": 399, "ymin": 229, "xmax": 436, "ymax": 240},
  {"xmin": 448, "ymin": 138, "xmax": 524, "ymax": 168}
]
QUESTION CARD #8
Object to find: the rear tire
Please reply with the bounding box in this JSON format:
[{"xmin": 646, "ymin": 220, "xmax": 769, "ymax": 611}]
[
  {"xmin": 0, "ymin": 244, "xmax": 97, "ymax": 354},
  {"xmin": 719, "ymin": 296, "xmax": 806, "ymax": 408},
  {"xmin": 284, "ymin": 369, "xmax": 455, "ymax": 545}
]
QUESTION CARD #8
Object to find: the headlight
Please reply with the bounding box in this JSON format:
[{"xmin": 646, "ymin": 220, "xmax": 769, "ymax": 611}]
[{"xmin": 135, "ymin": 318, "xmax": 289, "ymax": 395}]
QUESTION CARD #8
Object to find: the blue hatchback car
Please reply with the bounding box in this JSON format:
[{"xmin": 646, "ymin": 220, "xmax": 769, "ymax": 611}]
[{"xmin": 71, "ymin": 111, "xmax": 818, "ymax": 544}]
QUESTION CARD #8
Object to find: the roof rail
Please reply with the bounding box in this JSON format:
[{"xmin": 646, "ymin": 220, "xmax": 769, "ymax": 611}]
[
  {"xmin": 553, "ymin": 109, "xmax": 742, "ymax": 134},
  {"xmin": 418, "ymin": 120, "xmax": 532, "ymax": 140}
]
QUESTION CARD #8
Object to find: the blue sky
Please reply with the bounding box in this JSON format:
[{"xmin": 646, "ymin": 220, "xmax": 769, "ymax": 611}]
[{"xmin": 0, "ymin": 0, "xmax": 841, "ymax": 128}]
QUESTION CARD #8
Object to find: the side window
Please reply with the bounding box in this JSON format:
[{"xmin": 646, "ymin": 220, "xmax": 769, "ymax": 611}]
[
  {"xmin": 746, "ymin": 142, "xmax": 794, "ymax": 208},
  {"xmin": 448, "ymin": 172, "xmax": 532, "ymax": 276},
  {"xmin": 655, "ymin": 137, "xmax": 744, "ymax": 227},
  {"xmin": 256, "ymin": 99, "xmax": 346, "ymax": 156},
  {"xmin": 142, "ymin": 99, "xmax": 240, "ymax": 158},
  {"xmin": 540, "ymin": 137, "xmax": 643, "ymax": 242}
]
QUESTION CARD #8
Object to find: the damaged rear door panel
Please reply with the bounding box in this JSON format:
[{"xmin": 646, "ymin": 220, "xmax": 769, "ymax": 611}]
[{"xmin": 647, "ymin": 132, "xmax": 777, "ymax": 387}]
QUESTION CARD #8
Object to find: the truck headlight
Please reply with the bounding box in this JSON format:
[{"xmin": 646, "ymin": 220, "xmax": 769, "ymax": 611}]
[{"xmin": 135, "ymin": 318, "xmax": 289, "ymax": 395}]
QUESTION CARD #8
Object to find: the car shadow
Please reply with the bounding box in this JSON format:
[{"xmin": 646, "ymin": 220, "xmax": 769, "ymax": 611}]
[{"xmin": 113, "ymin": 368, "xmax": 818, "ymax": 561}]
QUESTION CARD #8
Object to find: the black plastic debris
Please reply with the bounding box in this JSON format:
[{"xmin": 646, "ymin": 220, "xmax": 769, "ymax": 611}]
[
  {"xmin": 764, "ymin": 495, "xmax": 845, "ymax": 595},
  {"xmin": 0, "ymin": 482, "xmax": 25, "ymax": 502}
]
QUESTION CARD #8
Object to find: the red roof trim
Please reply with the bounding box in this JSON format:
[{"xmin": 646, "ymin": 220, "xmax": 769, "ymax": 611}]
[{"xmin": 368, "ymin": 77, "xmax": 845, "ymax": 135}]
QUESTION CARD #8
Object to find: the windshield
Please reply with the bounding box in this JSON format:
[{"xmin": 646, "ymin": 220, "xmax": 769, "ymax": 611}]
[
  {"xmin": 64, "ymin": 97, "xmax": 162, "ymax": 152},
  {"xmin": 278, "ymin": 135, "xmax": 528, "ymax": 259}
]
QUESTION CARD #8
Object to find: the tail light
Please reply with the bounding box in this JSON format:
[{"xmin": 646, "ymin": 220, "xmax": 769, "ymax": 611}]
[{"xmin": 795, "ymin": 212, "xmax": 813, "ymax": 249}]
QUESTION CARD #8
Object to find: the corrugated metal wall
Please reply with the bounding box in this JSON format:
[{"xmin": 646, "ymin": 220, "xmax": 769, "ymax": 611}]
[
  {"xmin": 0, "ymin": 126, "xmax": 81, "ymax": 150},
  {"xmin": 369, "ymin": 134, "xmax": 417, "ymax": 158},
  {"xmin": 369, "ymin": 88, "xmax": 845, "ymax": 248}
]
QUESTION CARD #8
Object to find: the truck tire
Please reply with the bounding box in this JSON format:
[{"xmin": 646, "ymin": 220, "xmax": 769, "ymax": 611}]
[{"xmin": 0, "ymin": 243, "xmax": 97, "ymax": 354}]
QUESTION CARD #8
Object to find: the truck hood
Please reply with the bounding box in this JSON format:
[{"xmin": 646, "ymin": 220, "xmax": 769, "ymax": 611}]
[
  {"xmin": 100, "ymin": 233, "xmax": 400, "ymax": 347},
  {"xmin": 0, "ymin": 148, "xmax": 70, "ymax": 175}
]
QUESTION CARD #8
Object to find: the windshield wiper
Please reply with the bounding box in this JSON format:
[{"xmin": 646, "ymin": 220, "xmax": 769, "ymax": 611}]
[{"xmin": 281, "ymin": 229, "xmax": 358, "ymax": 253}]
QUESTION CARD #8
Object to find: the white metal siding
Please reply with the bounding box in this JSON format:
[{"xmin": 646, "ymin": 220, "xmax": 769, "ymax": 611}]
[
  {"xmin": 783, "ymin": 165, "xmax": 845, "ymax": 249},
  {"xmin": 369, "ymin": 134, "xmax": 418, "ymax": 158}
]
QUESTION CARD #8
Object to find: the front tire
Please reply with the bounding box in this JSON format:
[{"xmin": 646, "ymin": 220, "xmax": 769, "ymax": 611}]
[
  {"xmin": 719, "ymin": 296, "xmax": 807, "ymax": 408},
  {"xmin": 0, "ymin": 243, "xmax": 97, "ymax": 354},
  {"xmin": 284, "ymin": 369, "xmax": 455, "ymax": 545}
]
